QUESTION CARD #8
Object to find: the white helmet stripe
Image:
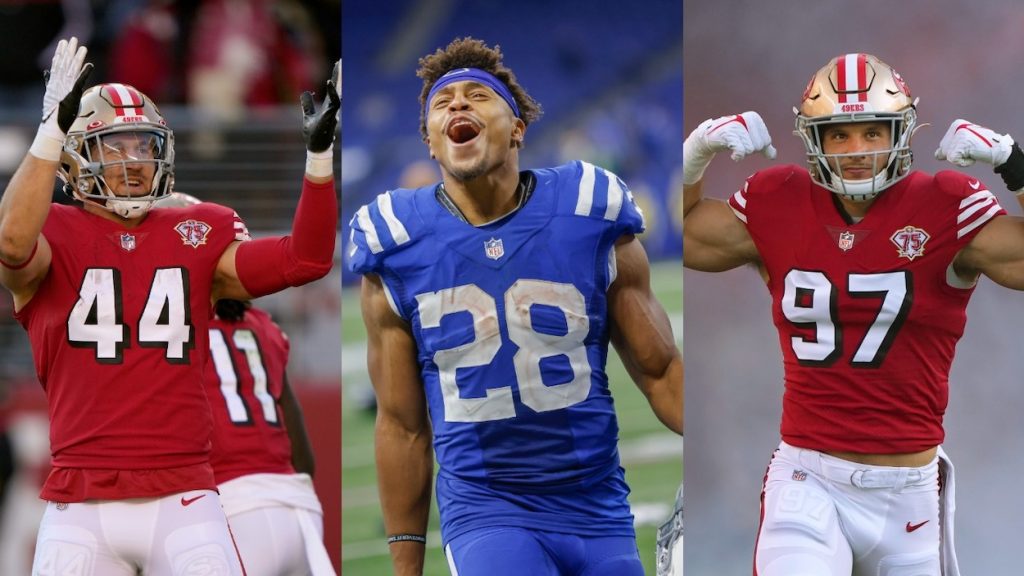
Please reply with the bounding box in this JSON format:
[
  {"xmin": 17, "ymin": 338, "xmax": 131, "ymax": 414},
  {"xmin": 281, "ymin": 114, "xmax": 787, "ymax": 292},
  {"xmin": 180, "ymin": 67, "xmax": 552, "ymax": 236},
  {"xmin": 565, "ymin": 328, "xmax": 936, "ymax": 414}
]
[{"xmin": 837, "ymin": 53, "xmax": 867, "ymax": 103}]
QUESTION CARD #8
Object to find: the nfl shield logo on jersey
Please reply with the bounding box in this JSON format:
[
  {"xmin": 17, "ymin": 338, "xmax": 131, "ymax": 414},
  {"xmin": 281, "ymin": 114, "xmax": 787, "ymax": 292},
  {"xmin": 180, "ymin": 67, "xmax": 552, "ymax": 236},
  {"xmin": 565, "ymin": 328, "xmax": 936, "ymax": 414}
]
[
  {"xmin": 838, "ymin": 231, "xmax": 855, "ymax": 251},
  {"xmin": 175, "ymin": 220, "xmax": 212, "ymax": 248},
  {"xmin": 484, "ymin": 237, "xmax": 504, "ymax": 260},
  {"xmin": 120, "ymin": 232, "xmax": 136, "ymax": 252},
  {"xmin": 890, "ymin": 226, "xmax": 930, "ymax": 260}
]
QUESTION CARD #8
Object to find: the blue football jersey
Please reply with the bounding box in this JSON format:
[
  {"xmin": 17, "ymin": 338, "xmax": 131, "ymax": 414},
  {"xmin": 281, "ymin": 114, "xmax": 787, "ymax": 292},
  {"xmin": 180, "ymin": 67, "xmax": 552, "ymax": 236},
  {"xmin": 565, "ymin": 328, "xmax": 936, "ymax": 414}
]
[{"xmin": 348, "ymin": 161, "xmax": 645, "ymax": 542}]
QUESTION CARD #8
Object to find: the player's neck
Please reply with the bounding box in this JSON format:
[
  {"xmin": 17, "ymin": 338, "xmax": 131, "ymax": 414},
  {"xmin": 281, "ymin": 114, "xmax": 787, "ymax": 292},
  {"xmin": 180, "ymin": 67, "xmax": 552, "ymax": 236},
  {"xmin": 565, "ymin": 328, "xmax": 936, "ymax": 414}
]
[
  {"xmin": 83, "ymin": 201, "xmax": 147, "ymax": 228},
  {"xmin": 836, "ymin": 195, "xmax": 876, "ymax": 221},
  {"xmin": 439, "ymin": 164, "xmax": 522, "ymax": 226}
]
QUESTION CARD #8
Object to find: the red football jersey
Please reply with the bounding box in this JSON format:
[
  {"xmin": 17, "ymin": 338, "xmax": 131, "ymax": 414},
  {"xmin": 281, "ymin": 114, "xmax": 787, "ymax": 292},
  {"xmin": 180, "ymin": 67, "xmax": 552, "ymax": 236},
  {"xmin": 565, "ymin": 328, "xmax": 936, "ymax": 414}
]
[
  {"xmin": 15, "ymin": 202, "xmax": 250, "ymax": 500},
  {"xmin": 729, "ymin": 167, "xmax": 1005, "ymax": 453},
  {"xmin": 206, "ymin": 307, "xmax": 295, "ymax": 484}
]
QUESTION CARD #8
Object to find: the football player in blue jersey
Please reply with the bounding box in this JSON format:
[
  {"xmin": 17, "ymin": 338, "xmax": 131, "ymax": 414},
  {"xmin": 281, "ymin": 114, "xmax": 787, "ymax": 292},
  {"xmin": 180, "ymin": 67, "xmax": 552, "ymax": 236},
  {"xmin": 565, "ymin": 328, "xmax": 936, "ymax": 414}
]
[{"xmin": 348, "ymin": 37, "xmax": 682, "ymax": 576}]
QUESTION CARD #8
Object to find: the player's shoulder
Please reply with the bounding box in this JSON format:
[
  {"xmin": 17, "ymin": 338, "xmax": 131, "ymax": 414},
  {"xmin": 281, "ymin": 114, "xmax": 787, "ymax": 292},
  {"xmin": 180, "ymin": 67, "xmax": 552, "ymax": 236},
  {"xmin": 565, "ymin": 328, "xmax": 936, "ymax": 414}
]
[
  {"xmin": 151, "ymin": 201, "xmax": 238, "ymax": 226},
  {"xmin": 348, "ymin": 185, "xmax": 434, "ymax": 272},
  {"xmin": 903, "ymin": 170, "xmax": 1002, "ymax": 215},
  {"xmin": 245, "ymin": 306, "xmax": 287, "ymax": 337},
  {"xmin": 930, "ymin": 169, "xmax": 992, "ymax": 198},
  {"xmin": 883, "ymin": 170, "xmax": 1003, "ymax": 244},
  {"xmin": 742, "ymin": 164, "xmax": 811, "ymax": 197},
  {"xmin": 244, "ymin": 306, "xmax": 289, "ymax": 348},
  {"xmin": 541, "ymin": 160, "xmax": 645, "ymax": 232},
  {"xmin": 44, "ymin": 203, "xmax": 79, "ymax": 227},
  {"xmin": 244, "ymin": 305, "xmax": 274, "ymax": 325},
  {"xmin": 151, "ymin": 201, "xmax": 251, "ymax": 242}
]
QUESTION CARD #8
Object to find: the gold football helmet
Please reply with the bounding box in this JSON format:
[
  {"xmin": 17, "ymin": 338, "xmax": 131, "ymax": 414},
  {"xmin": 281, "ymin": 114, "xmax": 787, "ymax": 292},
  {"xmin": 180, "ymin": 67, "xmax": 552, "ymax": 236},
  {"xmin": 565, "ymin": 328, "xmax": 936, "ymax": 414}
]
[
  {"xmin": 59, "ymin": 83, "xmax": 175, "ymax": 218},
  {"xmin": 794, "ymin": 53, "xmax": 917, "ymax": 200}
]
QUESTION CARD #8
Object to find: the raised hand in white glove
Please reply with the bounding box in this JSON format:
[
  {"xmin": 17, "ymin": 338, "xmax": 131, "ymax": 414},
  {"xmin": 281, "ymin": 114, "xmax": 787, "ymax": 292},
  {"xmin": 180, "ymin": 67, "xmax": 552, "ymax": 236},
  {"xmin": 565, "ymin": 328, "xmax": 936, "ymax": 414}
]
[
  {"xmin": 683, "ymin": 111, "xmax": 777, "ymax": 185},
  {"xmin": 31, "ymin": 37, "xmax": 93, "ymax": 161},
  {"xmin": 934, "ymin": 119, "xmax": 1014, "ymax": 168},
  {"xmin": 41, "ymin": 37, "xmax": 92, "ymax": 129}
]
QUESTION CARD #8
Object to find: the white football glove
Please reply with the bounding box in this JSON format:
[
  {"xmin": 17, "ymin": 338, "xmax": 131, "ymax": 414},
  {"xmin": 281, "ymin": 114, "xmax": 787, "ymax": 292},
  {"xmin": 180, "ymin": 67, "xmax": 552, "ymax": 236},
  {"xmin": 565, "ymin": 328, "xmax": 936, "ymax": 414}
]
[
  {"xmin": 934, "ymin": 119, "xmax": 1014, "ymax": 168},
  {"xmin": 41, "ymin": 37, "xmax": 89, "ymax": 124},
  {"xmin": 683, "ymin": 111, "xmax": 777, "ymax": 185},
  {"xmin": 656, "ymin": 482, "xmax": 684, "ymax": 576}
]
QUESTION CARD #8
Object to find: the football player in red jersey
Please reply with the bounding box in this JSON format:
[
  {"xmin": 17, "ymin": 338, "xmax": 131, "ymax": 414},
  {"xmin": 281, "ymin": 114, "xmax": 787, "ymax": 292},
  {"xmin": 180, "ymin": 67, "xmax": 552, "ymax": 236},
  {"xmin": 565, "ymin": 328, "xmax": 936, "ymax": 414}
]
[
  {"xmin": 684, "ymin": 53, "xmax": 1024, "ymax": 575},
  {"xmin": 207, "ymin": 299, "xmax": 334, "ymax": 575},
  {"xmin": 0, "ymin": 38, "xmax": 338, "ymax": 575},
  {"xmin": 155, "ymin": 191, "xmax": 335, "ymax": 575}
]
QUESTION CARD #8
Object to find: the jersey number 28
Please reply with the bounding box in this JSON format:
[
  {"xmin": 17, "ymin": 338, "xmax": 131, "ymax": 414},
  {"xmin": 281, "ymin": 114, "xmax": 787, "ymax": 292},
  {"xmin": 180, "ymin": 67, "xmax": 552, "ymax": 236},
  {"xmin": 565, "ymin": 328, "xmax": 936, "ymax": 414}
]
[{"xmin": 417, "ymin": 280, "xmax": 592, "ymax": 423}]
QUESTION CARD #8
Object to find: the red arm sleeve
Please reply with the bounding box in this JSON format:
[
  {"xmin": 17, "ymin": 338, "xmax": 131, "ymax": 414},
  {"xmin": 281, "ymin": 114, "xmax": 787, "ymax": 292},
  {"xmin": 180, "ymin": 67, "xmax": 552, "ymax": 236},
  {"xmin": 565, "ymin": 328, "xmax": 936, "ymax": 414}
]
[{"xmin": 235, "ymin": 178, "xmax": 337, "ymax": 297}]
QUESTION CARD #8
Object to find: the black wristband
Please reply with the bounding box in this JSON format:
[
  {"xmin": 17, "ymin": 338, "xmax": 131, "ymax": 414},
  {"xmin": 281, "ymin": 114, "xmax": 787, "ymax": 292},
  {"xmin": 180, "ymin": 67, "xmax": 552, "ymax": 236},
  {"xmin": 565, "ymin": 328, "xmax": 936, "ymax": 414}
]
[
  {"xmin": 995, "ymin": 142, "xmax": 1024, "ymax": 192},
  {"xmin": 387, "ymin": 534, "xmax": 427, "ymax": 545}
]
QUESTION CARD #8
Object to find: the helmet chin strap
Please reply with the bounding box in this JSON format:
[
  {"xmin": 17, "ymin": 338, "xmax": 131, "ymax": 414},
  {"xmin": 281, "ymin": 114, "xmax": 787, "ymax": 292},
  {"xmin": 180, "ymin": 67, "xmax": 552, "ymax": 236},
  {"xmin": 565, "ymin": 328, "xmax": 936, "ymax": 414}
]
[
  {"xmin": 108, "ymin": 197, "xmax": 154, "ymax": 219},
  {"xmin": 832, "ymin": 171, "xmax": 888, "ymax": 202}
]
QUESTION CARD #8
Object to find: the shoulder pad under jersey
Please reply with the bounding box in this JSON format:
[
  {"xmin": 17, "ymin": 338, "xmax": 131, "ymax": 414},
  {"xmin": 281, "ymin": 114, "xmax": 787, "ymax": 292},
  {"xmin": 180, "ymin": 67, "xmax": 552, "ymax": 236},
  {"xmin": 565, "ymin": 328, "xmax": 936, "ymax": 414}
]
[
  {"xmin": 543, "ymin": 160, "xmax": 645, "ymax": 235},
  {"xmin": 347, "ymin": 187, "xmax": 424, "ymax": 275}
]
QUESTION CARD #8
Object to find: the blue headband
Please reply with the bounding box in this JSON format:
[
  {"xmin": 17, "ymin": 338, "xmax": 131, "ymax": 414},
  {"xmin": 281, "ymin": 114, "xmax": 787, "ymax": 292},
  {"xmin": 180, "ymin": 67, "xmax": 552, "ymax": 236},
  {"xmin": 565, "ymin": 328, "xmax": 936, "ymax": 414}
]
[{"xmin": 426, "ymin": 67, "xmax": 521, "ymax": 118}]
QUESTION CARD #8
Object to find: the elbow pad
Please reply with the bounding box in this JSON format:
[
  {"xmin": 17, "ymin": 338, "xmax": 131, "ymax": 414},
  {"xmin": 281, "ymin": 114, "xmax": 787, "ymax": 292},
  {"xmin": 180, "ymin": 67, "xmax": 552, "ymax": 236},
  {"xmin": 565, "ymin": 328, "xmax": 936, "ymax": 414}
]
[{"xmin": 235, "ymin": 178, "xmax": 337, "ymax": 297}]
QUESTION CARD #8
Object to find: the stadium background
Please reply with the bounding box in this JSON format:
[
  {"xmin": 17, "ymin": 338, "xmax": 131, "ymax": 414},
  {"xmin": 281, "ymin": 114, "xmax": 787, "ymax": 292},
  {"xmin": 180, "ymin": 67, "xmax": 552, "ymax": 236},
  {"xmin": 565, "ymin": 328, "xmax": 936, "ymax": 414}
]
[
  {"xmin": 340, "ymin": 0, "xmax": 683, "ymax": 574},
  {"xmin": 0, "ymin": 1, "xmax": 342, "ymax": 573},
  {"xmin": 685, "ymin": 0, "xmax": 1024, "ymax": 573}
]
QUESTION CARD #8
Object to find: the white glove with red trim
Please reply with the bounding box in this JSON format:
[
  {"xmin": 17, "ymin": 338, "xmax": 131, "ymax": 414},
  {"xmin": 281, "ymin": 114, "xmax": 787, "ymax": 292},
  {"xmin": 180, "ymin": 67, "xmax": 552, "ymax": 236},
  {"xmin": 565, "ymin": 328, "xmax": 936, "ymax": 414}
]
[
  {"xmin": 934, "ymin": 119, "xmax": 1014, "ymax": 168},
  {"xmin": 683, "ymin": 111, "xmax": 777, "ymax": 185}
]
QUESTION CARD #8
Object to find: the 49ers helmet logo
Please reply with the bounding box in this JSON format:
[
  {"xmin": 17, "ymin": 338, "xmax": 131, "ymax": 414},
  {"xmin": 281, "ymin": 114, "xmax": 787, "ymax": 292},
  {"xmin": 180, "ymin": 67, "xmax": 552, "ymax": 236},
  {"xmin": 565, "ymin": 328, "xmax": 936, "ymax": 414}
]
[
  {"xmin": 175, "ymin": 219, "xmax": 212, "ymax": 248},
  {"xmin": 890, "ymin": 226, "xmax": 929, "ymax": 260}
]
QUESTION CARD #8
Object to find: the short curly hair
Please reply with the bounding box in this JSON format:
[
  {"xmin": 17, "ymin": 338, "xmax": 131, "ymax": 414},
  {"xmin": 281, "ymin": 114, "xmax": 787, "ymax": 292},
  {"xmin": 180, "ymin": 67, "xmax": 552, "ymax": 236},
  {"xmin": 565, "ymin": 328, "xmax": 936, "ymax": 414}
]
[{"xmin": 416, "ymin": 37, "xmax": 542, "ymax": 141}]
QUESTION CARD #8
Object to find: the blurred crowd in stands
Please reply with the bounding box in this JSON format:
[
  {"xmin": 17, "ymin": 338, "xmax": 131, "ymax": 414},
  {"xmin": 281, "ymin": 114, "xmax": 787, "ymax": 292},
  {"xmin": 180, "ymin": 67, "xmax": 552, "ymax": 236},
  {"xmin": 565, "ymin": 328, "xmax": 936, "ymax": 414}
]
[{"xmin": 0, "ymin": 0, "xmax": 339, "ymax": 113}]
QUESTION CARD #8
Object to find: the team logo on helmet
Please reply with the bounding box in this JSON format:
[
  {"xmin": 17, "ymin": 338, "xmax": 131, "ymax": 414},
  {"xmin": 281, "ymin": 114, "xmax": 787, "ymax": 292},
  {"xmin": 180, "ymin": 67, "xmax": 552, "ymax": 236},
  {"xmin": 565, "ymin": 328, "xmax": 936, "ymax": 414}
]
[
  {"xmin": 484, "ymin": 237, "xmax": 504, "ymax": 260},
  {"xmin": 891, "ymin": 226, "xmax": 930, "ymax": 260},
  {"xmin": 175, "ymin": 219, "xmax": 212, "ymax": 248},
  {"xmin": 120, "ymin": 232, "xmax": 137, "ymax": 252},
  {"xmin": 891, "ymin": 69, "xmax": 911, "ymax": 97},
  {"xmin": 801, "ymin": 73, "xmax": 816, "ymax": 103}
]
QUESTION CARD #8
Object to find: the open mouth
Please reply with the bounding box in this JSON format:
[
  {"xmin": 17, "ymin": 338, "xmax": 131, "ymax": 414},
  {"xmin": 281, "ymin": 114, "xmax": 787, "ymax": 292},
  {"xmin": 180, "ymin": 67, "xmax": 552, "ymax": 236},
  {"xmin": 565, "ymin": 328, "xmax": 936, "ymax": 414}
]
[{"xmin": 447, "ymin": 118, "xmax": 480, "ymax": 144}]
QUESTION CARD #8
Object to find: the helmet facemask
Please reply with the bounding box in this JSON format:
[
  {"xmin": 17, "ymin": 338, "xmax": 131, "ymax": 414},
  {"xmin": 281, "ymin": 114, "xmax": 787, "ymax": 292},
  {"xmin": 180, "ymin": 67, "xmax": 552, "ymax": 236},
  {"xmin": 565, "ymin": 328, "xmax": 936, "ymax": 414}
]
[
  {"xmin": 794, "ymin": 53, "xmax": 917, "ymax": 202},
  {"xmin": 58, "ymin": 84, "xmax": 175, "ymax": 219}
]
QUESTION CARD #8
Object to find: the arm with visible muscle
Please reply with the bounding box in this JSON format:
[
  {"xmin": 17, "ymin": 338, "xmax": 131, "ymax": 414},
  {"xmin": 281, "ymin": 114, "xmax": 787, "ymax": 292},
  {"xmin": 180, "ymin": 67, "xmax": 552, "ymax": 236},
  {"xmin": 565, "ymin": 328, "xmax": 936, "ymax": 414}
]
[
  {"xmin": 608, "ymin": 236, "xmax": 683, "ymax": 434},
  {"xmin": 935, "ymin": 119, "xmax": 1024, "ymax": 290},
  {"xmin": 361, "ymin": 274, "xmax": 432, "ymax": 575},
  {"xmin": 682, "ymin": 112, "xmax": 772, "ymax": 272},
  {"xmin": 955, "ymin": 215, "xmax": 1024, "ymax": 290},
  {"xmin": 683, "ymin": 179, "xmax": 760, "ymax": 272}
]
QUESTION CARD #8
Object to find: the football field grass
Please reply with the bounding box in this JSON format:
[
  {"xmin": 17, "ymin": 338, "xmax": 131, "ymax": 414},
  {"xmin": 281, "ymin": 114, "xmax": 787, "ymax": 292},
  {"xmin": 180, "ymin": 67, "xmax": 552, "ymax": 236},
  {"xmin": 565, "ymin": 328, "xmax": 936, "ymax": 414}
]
[{"xmin": 341, "ymin": 260, "xmax": 683, "ymax": 575}]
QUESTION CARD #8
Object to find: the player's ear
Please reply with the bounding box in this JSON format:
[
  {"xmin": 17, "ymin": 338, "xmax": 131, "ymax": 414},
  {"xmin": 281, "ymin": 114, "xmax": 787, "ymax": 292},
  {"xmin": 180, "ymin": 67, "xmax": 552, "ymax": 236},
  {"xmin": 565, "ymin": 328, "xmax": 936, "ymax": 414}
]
[
  {"xmin": 426, "ymin": 136, "xmax": 436, "ymax": 159},
  {"xmin": 511, "ymin": 119, "xmax": 526, "ymax": 149}
]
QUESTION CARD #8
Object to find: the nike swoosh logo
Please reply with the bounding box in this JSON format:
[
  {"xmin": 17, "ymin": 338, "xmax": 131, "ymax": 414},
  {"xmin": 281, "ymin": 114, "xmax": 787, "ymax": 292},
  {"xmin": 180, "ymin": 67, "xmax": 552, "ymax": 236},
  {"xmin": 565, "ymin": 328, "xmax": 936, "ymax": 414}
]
[
  {"xmin": 707, "ymin": 115, "xmax": 749, "ymax": 135},
  {"xmin": 906, "ymin": 520, "xmax": 929, "ymax": 532},
  {"xmin": 969, "ymin": 180, "xmax": 981, "ymax": 190},
  {"xmin": 181, "ymin": 494, "xmax": 207, "ymax": 507},
  {"xmin": 954, "ymin": 123, "xmax": 993, "ymax": 147}
]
